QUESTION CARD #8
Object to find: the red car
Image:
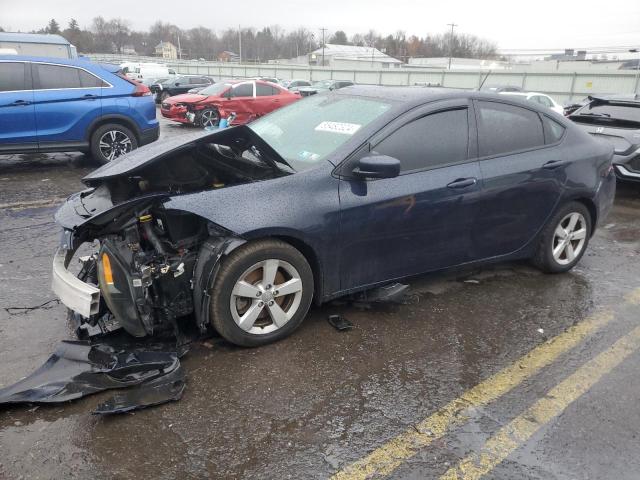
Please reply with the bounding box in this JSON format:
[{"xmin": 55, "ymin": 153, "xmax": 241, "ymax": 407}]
[{"xmin": 161, "ymin": 79, "xmax": 301, "ymax": 127}]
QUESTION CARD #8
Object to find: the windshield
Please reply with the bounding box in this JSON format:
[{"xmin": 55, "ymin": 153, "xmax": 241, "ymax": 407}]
[
  {"xmin": 312, "ymin": 80, "xmax": 333, "ymax": 89},
  {"xmin": 249, "ymin": 95, "xmax": 392, "ymax": 171},
  {"xmin": 199, "ymin": 82, "xmax": 232, "ymax": 96}
]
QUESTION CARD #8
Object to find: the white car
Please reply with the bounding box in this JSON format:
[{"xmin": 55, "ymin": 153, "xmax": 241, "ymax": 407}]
[{"xmin": 499, "ymin": 91, "xmax": 564, "ymax": 115}]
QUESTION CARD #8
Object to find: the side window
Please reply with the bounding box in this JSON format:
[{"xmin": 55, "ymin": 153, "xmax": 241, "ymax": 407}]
[
  {"xmin": 189, "ymin": 77, "xmax": 205, "ymax": 85},
  {"xmin": 540, "ymin": 96, "xmax": 553, "ymax": 107},
  {"xmin": 256, "ymin": 83, "xmax": 277, "ymax": 96},
  {"xmin": 231, "ymin": 83, "xmax": 254, "ymax": 97},
  {"xmin": 79, "ymin": 69, "xmax": 106, "ymax": 88},
  {"xmin": 476, "ymin": 101, "xmax": 545, "ymax": 157},
  {"xmin": 34, "ymin": 64, "xmax": 82, "ymax": 89},
  {"xmin": 0, "ymin": 62, "xmax": 28, "ymax": 92},
  {"xmin": 543, "ymin": 116, "xmax": 565, "ymax": 144},
  {"xmin": 373, "ymin": 108, "xmax": 469, "ymax": 172}
]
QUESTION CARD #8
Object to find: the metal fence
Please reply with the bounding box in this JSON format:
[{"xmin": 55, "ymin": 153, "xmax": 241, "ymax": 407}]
[{"xmin": 89, "ymin": 54, "xmax": 640, "ymax": 102}]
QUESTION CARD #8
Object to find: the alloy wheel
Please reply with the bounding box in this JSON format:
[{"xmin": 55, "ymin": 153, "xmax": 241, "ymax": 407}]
[
  {"xmin": 552, "ymin": 212, "xmax": 587, "ymax": 265},
  {"xmin": 98, "ymin": 130, "xmax": 133, "ymax": 162},
  {"xmin": 200, "ymin": 110, "xmax": 219, "ymax": 128},
  {"xmin": 229, "ymin": 259, "xmax": 304, "ymax": 335}
]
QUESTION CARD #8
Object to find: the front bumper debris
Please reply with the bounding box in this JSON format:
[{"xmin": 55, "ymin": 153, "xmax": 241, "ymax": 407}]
[{"xmin": 51, "ymin": 248, "xmax": 100, "ymax": 318}]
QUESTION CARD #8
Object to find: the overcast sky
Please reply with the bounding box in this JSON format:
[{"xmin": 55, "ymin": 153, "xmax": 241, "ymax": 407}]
[{"xmin": 1, "ymin": 0, "xmax": 639, "ymax": 52}]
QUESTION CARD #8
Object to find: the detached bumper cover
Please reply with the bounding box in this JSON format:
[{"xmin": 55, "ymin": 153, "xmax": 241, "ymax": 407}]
[{"xmin": 52, "ymin": 248, "xmax": 100, "ymax": 318}]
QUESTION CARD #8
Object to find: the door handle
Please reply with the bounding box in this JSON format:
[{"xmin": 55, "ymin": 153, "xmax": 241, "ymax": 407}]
[
  {"xmin": 447, "ymin": 177, "xmax": 477, "ymax": 189},
  {"xmin": 83, "ymin": 94, "xmax": 98, "ymax": 99},
  {"xmin": 12, "ymin": 99, "xmax": 31, "ymax": 106},
  {"xmin": 542, "ymin": 160, "xmax": 567, "ymax": 170}
]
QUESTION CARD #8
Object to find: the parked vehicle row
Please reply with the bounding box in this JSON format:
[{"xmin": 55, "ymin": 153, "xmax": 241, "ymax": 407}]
[{"xmin": 0, "ymin": 55, "xmax": 159, "ymax": 164}]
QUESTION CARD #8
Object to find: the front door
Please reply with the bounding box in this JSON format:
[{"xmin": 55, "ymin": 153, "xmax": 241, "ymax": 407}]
[
  {"xmin": 223, "ymin": 81, "xmax": 256, "ymax": 124},
  {"xmin": 0, "ymin": 61, "xmax": 37, "ymax": 150},
  {"xmin": 338, "ymin": 100, "xmax": 482, "ymax": 291}
]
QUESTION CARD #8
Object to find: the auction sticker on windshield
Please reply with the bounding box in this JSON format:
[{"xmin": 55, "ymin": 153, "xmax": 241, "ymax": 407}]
[{"xmin": 314, "ymin": 121, "xmax": 361, "ymax": 135}]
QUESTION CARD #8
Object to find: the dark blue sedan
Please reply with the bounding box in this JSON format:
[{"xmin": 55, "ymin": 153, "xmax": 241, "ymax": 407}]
[{"xmin": 52, "ymin": 86, "xmax": 616, "ymax": 346}]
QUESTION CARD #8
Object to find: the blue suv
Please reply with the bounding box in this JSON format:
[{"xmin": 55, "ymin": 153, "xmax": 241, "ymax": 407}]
[{"xmin": 0, "ymin": 56, "xmax": 159, "ymax": 164}]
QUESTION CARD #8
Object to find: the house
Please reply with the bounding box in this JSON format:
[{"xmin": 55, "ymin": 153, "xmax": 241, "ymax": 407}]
[
  {"xmin": 307, "ymin": 44, "xmax": 403, "ymax": 69},
  {"xmin": 155, "ymin": 41, "xmax": 177, "ymax": 60},
  {"xmin": 218, "ymin": 50, "xmax": 240, "ymax": 62}
]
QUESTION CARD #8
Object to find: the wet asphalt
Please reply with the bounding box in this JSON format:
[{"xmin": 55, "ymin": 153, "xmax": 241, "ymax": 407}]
[{"xmin": 1, "ymin": 115, "xmax": 640, "ymax": 479}]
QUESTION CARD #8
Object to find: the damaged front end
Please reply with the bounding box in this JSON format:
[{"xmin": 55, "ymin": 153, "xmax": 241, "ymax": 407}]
[{"xmin": 52, "ymin": 126, "xmax": 290, "ymax": 339}]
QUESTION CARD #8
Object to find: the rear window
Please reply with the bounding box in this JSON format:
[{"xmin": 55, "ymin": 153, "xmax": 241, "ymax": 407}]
[
  {"xmin": 0, "ymin": 62, "xmax": 28, "ymax": 91},
  {"xmin": 35, "ymin": 64, "xmax": 107, "ymax": 89},
  {"xmin": 477, "ymin": 101, "xmax": 545, "ymax": 157}
]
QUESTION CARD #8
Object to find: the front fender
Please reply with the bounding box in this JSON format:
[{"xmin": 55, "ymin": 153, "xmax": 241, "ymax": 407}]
[{"xmin": 191, "ymin": 236, "xmax": 246, "ymax": 332}]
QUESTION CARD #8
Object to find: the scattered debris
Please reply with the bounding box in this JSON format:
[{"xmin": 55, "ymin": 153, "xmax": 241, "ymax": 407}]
[
  {"xmin": 0, "ymin": 340, "xmax": 184, "ymax": 413},
  {"xmin": 352, "ymin": 282, "xmax": 410, "ymax": 304},
  {"xmin": 328, "ymin": 314, "xmax": 353, "ymax": 331},
  {"xmin": 463, "ymin": 279, "xmax": 480, "ymax": 284},
  {"xmin": 537, "ymin": 328, "xmax": 544, "ymax": 334},
  {"xmin": 5, "ymin": 299, "xmax": 60, "ymax": 315}
]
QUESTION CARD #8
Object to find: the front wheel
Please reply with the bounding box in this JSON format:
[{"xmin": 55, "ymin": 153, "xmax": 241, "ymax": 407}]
[
  {"xmin": 90, "ymin": 124, "xmax": 138, "ymax": 164},
  {"xmin": 532, "ymin": 202, "xmax": 592, "ymax": 273},
  {"xmin": 198, "ymin": 108, "xmax": 219, "ymax": 128},
  {"xmin": 209, "ymin": 239, "xmax": 314, "ymax": 347}
]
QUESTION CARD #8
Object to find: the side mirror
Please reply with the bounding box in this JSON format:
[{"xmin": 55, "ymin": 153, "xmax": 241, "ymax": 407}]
[
  {"xmin": 175, "ymin": 82, "xmax": 180, "ymax": 86},
  {"xmin": 224, "ymin": 90, "xmax": 232, "ymax": 99},
  {"xmin": 353, "ymin": 155, "xmax": 400, "ymax": 179}
]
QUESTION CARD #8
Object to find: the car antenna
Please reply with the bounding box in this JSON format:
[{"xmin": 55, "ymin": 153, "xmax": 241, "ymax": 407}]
[{"xmin": 478, "ymin": 70, "xmax": 492, "ymax": 91}]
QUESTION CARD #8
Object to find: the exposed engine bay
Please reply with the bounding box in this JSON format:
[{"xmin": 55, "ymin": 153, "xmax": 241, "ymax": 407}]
[{"xmin": 54, "ymin": 126, "xmax": 291, "ymax": 339}]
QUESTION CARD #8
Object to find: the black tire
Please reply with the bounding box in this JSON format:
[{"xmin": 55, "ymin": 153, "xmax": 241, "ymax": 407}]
[
  {"xmin": 197, "ymin": 108, "xmax": 220, "ymax": 128},
  {"xmin": 531, "ymin": 201, "xmax": 592, "ymax": 273},
  {"xmin": 210, "ymin": 239, "xmax": 314, "ymax": 347},
  {"xmin": 90, "ymin": 123, "xmax": 138, "ymax": 164}
]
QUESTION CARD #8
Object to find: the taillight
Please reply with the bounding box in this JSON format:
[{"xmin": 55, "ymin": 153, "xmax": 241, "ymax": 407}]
[{"xmin": 116, "ymin": 72, "xmax": 151, "ymax": 97}]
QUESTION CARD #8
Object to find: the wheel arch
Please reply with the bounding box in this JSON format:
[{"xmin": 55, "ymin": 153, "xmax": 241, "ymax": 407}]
[
  {"xmin": 86, "ymin": 114, "xmax": 142, "ymax": 143},
  {"xmin": 571, "ymin": 197, "xmax": 598, "ymax": 236}
]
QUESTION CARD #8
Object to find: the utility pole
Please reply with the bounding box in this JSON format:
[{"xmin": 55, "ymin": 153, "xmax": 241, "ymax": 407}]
[
  {"xmin": 238, "ymin": 24, "xmax": 242, "ymax": 64},
  {"xmin": 447, "ymin": 22, "xmax": 458, "ymax": 70},
  {"xmin": 320, "ymin": 27, "xmax": 327, "ymax": 67},
  {"xmin": 177, "ymin": 33, "xmax": 182, "ymax": 60}
]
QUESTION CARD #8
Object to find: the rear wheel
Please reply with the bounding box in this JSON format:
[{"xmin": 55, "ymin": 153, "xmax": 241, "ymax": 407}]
[
  {"xmin": 209, "ymin": 239, "xmax": 314, "ymax": 347},
  {"xmin": 532, "ymin": 202, "xmax": 591, "ymax": 273},
  {"xmin": 90, "ymin": 124, "xmax": 137, "ymax": 164}
]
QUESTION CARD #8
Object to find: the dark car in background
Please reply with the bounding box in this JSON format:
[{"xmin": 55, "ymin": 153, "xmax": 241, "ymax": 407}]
[
  {"xmin": 0, "ymin": 55, "xmax": 159, "ymax": 164},
  {"xmin": 297, "ymin": 79, "xmax": 354, "ymax": 97},
  {"xmin": 286, "ymin": 79, "xmax": 312, "ymax": 91},
  {"xmin": 569, "ymin": 95, "xmax": 640, "ymax": 182},
  {"xmin": 52, "ymin": 87, "xmax": 615, "ymax": 348},
  {"xmin": 151, "ymin": 75, "xmax": 214, "ymax": 103}
]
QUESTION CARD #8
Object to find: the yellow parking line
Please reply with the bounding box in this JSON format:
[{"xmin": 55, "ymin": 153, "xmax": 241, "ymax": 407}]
[
  {"xmin": 440, "ymin": 324, "xmax": 640, "ymax": 480},
  {"xmin": 624, "ymin": 287, "xmax": 640, "ymax": 305},
  {"xmin": 331, "ymin": 310, "xmax": 615, "ymax": 480}
]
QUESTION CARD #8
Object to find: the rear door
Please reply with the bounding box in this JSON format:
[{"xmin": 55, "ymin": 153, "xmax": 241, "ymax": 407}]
[
  {"xmin": 471, "ymin": 99, "xmax": 567, "ymax": 259},
  {"xmin": 338, "ymin": 100, "xmax": 482, "ymax": 290},
  {"xmin": 255, "ymin": 82, "xmax": 283, "ymax": 116},
  {"xmin": 31, "ymin": 62, "xmax": 105, "ymax": 147},
  {"xmin": 0, "ymin": 61, "xmax": 37, "ymax": 150}
]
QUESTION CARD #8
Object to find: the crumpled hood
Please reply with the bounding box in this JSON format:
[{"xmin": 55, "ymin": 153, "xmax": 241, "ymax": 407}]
[{"xmin": 164, "ymin": 93, "xmax": 211, "ymax": 104}]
